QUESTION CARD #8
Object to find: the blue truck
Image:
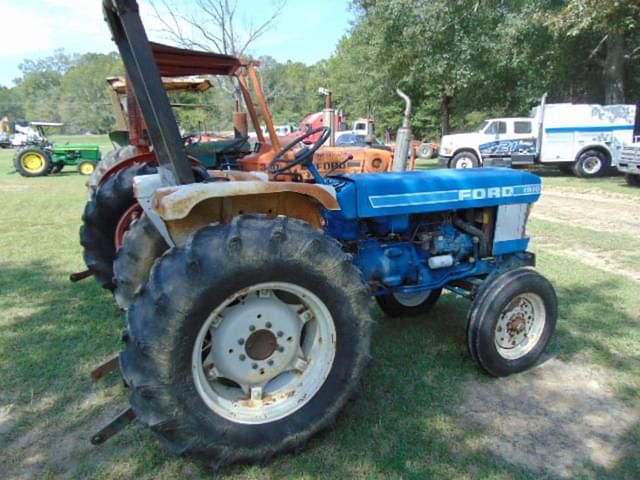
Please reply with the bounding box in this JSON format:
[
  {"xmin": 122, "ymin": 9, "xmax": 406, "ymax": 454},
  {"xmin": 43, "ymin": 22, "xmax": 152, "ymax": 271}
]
[{"xmin": 91, "ymin": 0, "xmax": 558, "ymax": 468}]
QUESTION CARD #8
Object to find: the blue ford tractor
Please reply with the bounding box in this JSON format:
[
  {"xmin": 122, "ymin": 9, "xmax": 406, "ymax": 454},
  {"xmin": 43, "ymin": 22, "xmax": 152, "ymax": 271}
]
[{"xmin": 93, "ymin": 0, "xmax": 557, "ymax": 469}]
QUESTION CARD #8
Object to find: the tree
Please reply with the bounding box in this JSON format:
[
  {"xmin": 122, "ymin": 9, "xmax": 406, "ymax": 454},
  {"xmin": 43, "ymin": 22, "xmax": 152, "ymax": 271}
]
[{"xmin": 545, "ymin": 0, "xmax": 640, "ymax": 103}]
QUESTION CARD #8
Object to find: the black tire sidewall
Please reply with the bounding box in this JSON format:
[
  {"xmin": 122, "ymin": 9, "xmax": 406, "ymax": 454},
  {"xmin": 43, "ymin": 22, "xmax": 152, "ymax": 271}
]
[
  {"xmin": 624, "ymin": 173, "xmax": 640, "ymax": 187},
  {"xmin": 574, "ymin": 149, "xmax": 609, "ymax": 178},
  {"xmin": 113, "ymin": 215, "xmax": 168, "ymax": 310},
  {"xmin": 167, "ymin": 262, "xmax": 365, "ymax": 447},
  {"xmin": 467, "ymin": 269, "xmax": 557, "ymax": 377},
  {"xmin": 122, "ymin": 218, "xmax": 372, "ymax": 465}
]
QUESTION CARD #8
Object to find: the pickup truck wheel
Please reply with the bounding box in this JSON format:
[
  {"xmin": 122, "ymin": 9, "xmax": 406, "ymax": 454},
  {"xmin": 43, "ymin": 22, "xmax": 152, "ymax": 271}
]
[
  {"xmin": 376, "ymin": 289, "xmax": 441, "ymax": 317},
  {"xmin": 624, "ymin": 173, "xmax": 640, "ymax": 187},
  {"xmin": 466, "ymin": 268, "xmax": 557, "ymax": 377},
  {"xmin": 572, "ymin": 149, "xmax": 609, "ymax": 178},
  {"xmin": 450, "ymin": 152, "xmax": 479, "ymax": 169},
  {"xmin": 120, "ymin": 215, "xmax": 373, "ymax": 467}
]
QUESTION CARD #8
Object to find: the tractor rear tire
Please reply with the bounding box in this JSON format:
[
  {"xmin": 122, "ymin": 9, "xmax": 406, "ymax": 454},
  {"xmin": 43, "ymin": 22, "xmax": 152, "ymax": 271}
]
[
  {"xmin": 88, "ymin": 145, "xmax": 139, "ymax": 198},
  {"xmin": 80, "ymin": 163, "xmax": 158, "ymax": 290},
  {"xmin": 120, "ymin": 215, "xmax": 373, "ymax": 468},
  {"xmin": 113, "ymin": 215, "xmax": 168, "ymax": 310},
  {"xmin": 376, "ymin": 289, "xmax": 441, "ymax": 318},
  {"xmin": 572, "ymin": 149, "xmax": 609, "ymax": 178},
  {"xmin": 466, "ymin": 268, "xmax": 557, "ymax": 377},
  {"xmin": 13, "ymin": 146, "xmax": 52, "ymax": 177}
]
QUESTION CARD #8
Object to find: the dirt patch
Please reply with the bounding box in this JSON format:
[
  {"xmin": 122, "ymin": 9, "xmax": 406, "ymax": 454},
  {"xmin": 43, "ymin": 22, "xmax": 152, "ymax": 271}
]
[
  {"xmin": 533, "ymin": 188, "xmax": 640, "ymax": 237},
  {"xmin": 535, "ymin": 241, "xmax": 640, "ymax": 283},
  {"xmin": 0, "ymin": 386, "xmax": 133, "ymax": 480},
  {"xmin": 459, "ymin": 356, "xmax": 638, "ymax": 478}
]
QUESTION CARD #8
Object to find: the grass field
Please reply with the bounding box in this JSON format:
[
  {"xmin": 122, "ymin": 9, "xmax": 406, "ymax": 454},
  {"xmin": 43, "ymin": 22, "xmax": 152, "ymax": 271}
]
[{"xmin": 0, "ymin": 137, "xmax": 638, "ymax": 479}]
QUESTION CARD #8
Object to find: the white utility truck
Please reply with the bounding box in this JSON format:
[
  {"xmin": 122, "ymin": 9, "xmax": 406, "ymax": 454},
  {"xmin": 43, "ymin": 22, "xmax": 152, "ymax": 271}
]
[{"xmin": 439, "ymin": 96, "xmax": 636, "ymax": 177}]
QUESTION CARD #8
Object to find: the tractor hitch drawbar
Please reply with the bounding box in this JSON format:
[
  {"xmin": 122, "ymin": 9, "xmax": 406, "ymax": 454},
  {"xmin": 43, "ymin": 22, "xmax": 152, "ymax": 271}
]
[
  {"xmin": 69, "ymin": 269, "xmax": 95, "ymax": 282},
  {"xmin": 90, "ymin": 355, "xmax": 120, "ymax": 380},
  {"xmin": 91, "ymin": 407, "xmax": 137, "ymax": 445},
  {"xmin": 89, "ymin": 356, "xmax": 133, "ymax": 445}
]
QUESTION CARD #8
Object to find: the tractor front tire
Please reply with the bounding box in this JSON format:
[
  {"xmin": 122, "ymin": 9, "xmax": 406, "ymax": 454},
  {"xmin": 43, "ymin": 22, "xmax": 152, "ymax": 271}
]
[
  {"xmin": 113, "ymin": 215, "xmax": 168, "ymax": 310},
  {"xmin": 80, "ymin": 163, "xmax": 157, "ymax": 290},
  {"xmin": 376, "ymin": 289, "xmax": 442, "ymax": 318},
  {"xmin": 13, "ymin": 147, "xmax": 52, "ymax": 177},
  {"xmin": 78, "ymin": 160, "xmax": 96, "ymax": 176},
  {"xmin": 120, "ymin": 215, "xmax": 373, "ymax": 468},
  {"xmin": 466, "ymin": 268, "xmax": 557, "ymax": 377}
]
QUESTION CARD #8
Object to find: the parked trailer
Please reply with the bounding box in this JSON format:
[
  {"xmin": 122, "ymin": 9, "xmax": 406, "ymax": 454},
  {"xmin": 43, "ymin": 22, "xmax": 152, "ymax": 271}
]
[{"xmin": 439, "ymin": 95, "xmax": 636, "ymax": 177}]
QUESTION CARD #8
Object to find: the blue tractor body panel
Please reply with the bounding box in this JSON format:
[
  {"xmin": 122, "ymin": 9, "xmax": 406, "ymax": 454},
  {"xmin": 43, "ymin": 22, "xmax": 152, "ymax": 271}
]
[
  {"xmin": 322, "ymin": 168, "xmax": 542, "ymax": 296},
  {"xmin": 334, "ymin": 168, "xmax": 541, "ymax": 219}
]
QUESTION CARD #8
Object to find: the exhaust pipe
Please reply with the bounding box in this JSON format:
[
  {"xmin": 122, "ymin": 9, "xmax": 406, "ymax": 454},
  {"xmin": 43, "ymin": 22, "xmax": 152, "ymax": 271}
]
[{"xmin": 392, "ymin": 88, "xmax": 412, "ymax": 172}]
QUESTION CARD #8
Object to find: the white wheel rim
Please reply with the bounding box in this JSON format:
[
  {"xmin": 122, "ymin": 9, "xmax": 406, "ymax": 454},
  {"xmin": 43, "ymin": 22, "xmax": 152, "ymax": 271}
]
[
  {"xmin": 192, "ymin": 282, "xmax": 336, "ymax": 424},
  {"xmin": 455, "ymin": 157, "xmax": 474, "ymax": 168},
  {"xmin": 582, "ymin": 155, "xmax": 602, "ymax": 175},
  {"xmin": 393, "ymin": 290, "xmax": 431, "ymax": 307},
  {"xmin": 494, "ymin": 292, "xmax": 546, "ymax": 360}
]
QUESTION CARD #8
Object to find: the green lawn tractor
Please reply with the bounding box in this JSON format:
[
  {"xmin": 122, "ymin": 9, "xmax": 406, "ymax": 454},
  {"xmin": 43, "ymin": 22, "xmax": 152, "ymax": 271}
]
[{"xmin": 13, "ymin": 122, "xmax": 102, "ymax": 177}]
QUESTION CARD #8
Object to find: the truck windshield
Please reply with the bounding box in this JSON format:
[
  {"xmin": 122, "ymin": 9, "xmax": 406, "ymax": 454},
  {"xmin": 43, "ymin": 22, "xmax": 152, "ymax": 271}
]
[{"xmin": 476, "ymin": 121, "xmax": 489, "ymax": 132}]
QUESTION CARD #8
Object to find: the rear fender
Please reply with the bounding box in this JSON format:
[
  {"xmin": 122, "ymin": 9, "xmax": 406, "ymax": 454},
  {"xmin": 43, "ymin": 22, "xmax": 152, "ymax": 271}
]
[
  {"xmin": 146, "ymin": 177, "xmax": 340, "ymax": 246},
  {"xmin": 98, "ymin": 151, "xmax": 203, "ymax": 187}
]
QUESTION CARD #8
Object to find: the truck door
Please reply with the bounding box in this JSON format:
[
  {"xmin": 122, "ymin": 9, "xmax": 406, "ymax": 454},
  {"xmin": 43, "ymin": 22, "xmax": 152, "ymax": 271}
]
[{"xmin": 484, "ymin": 121, "xmax": 507, "ymax": 140}]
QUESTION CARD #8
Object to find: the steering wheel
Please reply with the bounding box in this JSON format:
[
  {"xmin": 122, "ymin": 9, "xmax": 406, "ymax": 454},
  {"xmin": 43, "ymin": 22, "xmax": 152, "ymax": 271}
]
[{"xmin": 268, "ymin": 126, "xmax": 330, "ymax": 175}]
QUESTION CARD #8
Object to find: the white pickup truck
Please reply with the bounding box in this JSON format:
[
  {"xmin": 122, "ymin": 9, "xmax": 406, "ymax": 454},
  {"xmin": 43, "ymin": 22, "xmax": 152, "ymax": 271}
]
[{"xmin": 439, "ymin": 97, "xmax": 636, "ymax": 177}]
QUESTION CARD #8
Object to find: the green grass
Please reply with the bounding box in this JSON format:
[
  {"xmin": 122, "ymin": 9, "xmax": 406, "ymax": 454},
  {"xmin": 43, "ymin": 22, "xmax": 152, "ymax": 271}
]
[{"xmin": 0, "ymin": 140, "xmax": 638, "ymax": 478}]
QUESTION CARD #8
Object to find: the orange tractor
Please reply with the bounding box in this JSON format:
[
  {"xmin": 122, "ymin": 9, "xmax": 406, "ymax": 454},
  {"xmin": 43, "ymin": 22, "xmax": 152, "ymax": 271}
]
[{"xmin": 76, "ymin": 42, "xmax": 405, "ymax": 297}]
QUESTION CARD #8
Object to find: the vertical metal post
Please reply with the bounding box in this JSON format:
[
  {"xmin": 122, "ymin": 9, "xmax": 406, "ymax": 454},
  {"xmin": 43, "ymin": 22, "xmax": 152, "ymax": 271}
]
[{"xmin": 103, "ymin": 0, "xmax": 194, "ymax": 186}]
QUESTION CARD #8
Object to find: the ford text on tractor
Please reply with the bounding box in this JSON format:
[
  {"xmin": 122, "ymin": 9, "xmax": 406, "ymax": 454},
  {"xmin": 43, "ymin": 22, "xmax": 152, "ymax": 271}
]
[{"xmin": 90, "ymin": 0, "xmax": 558, "ymax": 468}]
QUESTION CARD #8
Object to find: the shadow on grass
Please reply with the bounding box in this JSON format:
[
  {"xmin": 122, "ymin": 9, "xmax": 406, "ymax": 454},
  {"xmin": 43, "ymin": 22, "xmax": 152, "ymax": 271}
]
[{"xmin": 0, "ymin": 259, "xmax": 638, "ymax": 478}]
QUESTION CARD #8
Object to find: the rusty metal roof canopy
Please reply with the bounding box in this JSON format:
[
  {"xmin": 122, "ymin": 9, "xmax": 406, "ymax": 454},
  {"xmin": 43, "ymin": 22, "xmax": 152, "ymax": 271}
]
[{"xmin": 150, "ymin": 42, "xmax": 242, "ymax": 77}]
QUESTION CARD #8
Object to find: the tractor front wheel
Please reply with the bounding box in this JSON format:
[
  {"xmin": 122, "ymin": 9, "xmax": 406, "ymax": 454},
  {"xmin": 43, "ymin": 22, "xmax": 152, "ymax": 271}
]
[
  {"xmin": 466, "ymin": 268, "xmax": 557, "ymax": 377},
  {"xmin": 120, "ymin": 215, "xmax": 373, "ymax": 467},
  {"xmin": 376, "ymin": 289, "xmax": 442, "ymax": 318},
  {"xmin": 78, "ymin": 160, "xmax": 96, "ymax": 176},
  {"xmin": 13, "ymin": 147, "xmax": 52, "ymax": 177}
]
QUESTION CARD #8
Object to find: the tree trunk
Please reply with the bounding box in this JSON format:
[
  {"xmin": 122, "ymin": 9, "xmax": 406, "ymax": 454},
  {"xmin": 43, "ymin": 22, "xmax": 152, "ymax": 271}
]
[
  {"xmin": 441, "ymin": 93, "xmax": 452, "ymax": 136},
  {"xmin": 604, "ymin": 32, "xmax": 625, "ymax": 104}
]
